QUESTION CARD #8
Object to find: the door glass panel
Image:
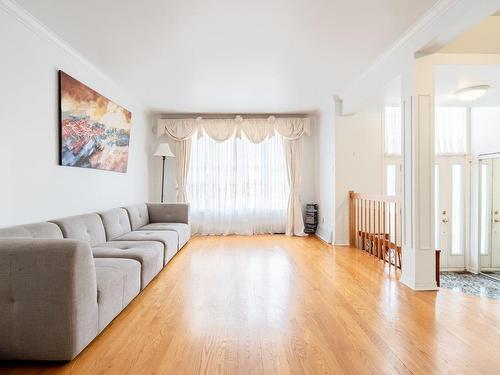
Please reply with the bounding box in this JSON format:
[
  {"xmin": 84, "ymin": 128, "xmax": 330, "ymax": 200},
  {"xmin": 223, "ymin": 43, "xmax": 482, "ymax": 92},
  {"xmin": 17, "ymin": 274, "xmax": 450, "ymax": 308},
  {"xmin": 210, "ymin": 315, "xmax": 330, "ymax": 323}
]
[
  {"xmin": 435, "ymin": 164, "xmax": 440, "ymax": 250},
  {"xmin": 451, "ymin": 164, "xmax": 464, "ymax": 255},
  {"xmin": 481, "ymin": 162, "xmax": 490, "ymax": 255},
  {"xmin": 386, "ymin": 164, "xmax": 396, "ymax": 196}
]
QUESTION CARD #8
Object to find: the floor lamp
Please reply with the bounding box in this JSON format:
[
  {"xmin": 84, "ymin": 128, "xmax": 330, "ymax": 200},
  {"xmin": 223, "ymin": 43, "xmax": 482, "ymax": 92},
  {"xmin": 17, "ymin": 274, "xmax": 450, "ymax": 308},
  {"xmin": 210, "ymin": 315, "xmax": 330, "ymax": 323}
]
[{"xmin": 154, "ymin": 143, "xmax": 175, "ymax": 203}]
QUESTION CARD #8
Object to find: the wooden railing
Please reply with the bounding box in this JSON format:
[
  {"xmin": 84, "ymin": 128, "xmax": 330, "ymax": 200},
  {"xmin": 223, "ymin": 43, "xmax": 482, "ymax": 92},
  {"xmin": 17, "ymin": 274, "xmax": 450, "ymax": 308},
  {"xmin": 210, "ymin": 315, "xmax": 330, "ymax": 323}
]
[{"xmin": 349, "ymin": 191, "xmax": 402, "ymax": 269}]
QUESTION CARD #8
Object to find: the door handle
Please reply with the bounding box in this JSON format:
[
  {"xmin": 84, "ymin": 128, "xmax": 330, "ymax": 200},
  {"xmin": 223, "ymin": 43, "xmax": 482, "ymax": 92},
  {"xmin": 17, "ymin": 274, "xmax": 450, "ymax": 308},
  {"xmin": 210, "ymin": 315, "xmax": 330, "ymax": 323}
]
[
  {"xmin": 442, "ymin": 217, "xmax": 449, "ymax": 223},
  {"xmin": 494, "ymin": 218, "xmax": 500, "ymax": 223}
]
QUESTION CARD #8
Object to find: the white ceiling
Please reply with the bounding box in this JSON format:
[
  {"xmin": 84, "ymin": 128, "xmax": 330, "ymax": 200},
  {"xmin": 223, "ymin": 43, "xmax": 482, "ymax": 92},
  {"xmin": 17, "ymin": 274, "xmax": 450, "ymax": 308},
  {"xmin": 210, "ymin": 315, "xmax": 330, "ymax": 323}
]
[
  {"xmin": 16, "ymin": 0, "xmax": 438, "ymax": 114},
  {"xmin": 435, "ymin": 64, "xmax": 500, "ymax": 106}
]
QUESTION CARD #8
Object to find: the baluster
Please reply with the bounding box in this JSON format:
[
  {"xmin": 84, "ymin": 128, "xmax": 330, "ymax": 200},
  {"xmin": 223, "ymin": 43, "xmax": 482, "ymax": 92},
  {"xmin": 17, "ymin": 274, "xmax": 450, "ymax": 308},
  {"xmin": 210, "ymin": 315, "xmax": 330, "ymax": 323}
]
[
  {"xmin": 388, "ymin": 202, "xmax": 393, "ymax": 268},
  {"xmin": 360, "ymin": 199, "xmax": 363, "ymax": 250},
  {"xmin": 364, "ymin": 199, "xmax": 367, "ymax": 251},
  {"xmin": 354, "ymin": 198, "xmax": 357, "ymax": 248},
  {"xmin": 372, "ymin": 200, "xmax": 376, "ymax": 255},
  {"xmin": 394, "ymin": 202, "xmax": 398, "ymax": 268},
  {"xmin": 368, "ymin": 200, "xmax": 372, "ymax": 254},
  {"xmin": 377, "ymin": 200, "xmax": 381, "ymax": 259},
  {"xmin": 371, "ymin": 199, "xmax": 377, "ymax": 255},
  {"xmin": 356, "ymin": 198, "xmax": 360, "ymax": 249},
  {"xmin": 357, "ymin": 198, "xmax": 361, "ymax": 249},
  {"xmin": 382, "ymin": 202, "xmax": 387, "ymax": 263}
]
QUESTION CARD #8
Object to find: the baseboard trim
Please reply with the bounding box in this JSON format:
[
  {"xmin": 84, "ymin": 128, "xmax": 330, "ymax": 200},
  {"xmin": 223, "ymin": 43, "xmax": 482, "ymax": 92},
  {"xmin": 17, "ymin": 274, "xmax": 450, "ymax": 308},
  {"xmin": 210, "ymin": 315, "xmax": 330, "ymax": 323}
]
[
  {"xmin": 401, "ymin": 278, "xmax": 439, "ymax": 291},
  {"xmin": 315, "ymin": 225, "xmax": 332, "ymax": 244},
  {"xmin": 440, "ymin": 267, "xmax": 466, "ymax": 272},
  {"xmin": 315, "ymin": 233, "xmax": 331, "ymax": 244}
]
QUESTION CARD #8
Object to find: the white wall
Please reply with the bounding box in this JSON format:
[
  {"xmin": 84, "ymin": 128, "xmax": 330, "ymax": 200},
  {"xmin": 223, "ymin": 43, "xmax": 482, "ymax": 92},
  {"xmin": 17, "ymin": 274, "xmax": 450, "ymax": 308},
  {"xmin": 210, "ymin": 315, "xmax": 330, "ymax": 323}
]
[
  {"xmin": 300, "ymin": 119, "xmax": 318, "ymax": 212},
  {"xmin": 316, "ymin": 101, "xmax": 335, "ymax": 243},
  {"xmin": 334, "ymin": 112, "xmax": 384, "ymax": 245},
  {"xmin": 0, "ymin": 6, "xmax": 153, "ymax": 227}
]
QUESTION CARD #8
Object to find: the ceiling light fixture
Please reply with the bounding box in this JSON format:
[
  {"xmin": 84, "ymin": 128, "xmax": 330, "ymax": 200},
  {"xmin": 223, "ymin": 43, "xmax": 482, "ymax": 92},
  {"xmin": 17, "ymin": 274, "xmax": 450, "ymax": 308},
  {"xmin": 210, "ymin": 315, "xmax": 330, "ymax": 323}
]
[{"xmin": 454, "ymin": 85, "xmax": 490, "ymax": 101}]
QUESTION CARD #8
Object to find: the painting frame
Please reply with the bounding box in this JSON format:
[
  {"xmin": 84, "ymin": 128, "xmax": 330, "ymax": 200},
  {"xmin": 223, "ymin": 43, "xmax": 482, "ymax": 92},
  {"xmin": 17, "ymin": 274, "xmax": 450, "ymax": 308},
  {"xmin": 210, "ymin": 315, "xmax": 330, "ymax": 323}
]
[{"xmin": 58, "ymin": 70, "xmax": 132, "ymax": 173}]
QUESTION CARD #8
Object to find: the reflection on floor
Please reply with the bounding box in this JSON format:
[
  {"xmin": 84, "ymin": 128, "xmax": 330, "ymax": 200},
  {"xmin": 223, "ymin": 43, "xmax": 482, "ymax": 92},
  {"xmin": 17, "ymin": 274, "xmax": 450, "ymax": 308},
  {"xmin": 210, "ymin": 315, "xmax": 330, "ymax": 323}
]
[{"xmin": 440, "ymin": 271, "xmax": 500, "ymax": 300}]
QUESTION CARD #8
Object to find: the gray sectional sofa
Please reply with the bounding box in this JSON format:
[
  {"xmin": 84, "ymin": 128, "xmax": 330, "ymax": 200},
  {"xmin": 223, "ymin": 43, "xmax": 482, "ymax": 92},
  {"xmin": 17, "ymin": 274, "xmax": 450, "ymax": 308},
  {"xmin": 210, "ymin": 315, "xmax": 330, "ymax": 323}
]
[{"xmin": 0, "ymin": 203, "xmax": 190, "ymax": 361}]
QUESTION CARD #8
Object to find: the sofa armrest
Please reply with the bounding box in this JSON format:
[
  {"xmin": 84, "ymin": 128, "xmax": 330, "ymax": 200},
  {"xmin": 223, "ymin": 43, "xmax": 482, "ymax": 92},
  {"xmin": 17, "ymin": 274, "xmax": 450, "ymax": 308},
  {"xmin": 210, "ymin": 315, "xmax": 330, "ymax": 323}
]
[
  {"xmin": 146, "ymin": 203, "xmax": 190, "ymax": 224},
  {"xmin": 0, "ymin": 239, "xmax": 98, "ymax": 360}
]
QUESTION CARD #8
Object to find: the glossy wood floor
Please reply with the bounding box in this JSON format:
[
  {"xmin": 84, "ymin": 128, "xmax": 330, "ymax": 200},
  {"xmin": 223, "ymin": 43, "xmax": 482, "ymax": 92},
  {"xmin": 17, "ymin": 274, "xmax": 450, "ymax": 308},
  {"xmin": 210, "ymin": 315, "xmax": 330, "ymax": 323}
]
[{"xmin": 2, "ymin": 236, "xmax": 500, "ymax": 374}]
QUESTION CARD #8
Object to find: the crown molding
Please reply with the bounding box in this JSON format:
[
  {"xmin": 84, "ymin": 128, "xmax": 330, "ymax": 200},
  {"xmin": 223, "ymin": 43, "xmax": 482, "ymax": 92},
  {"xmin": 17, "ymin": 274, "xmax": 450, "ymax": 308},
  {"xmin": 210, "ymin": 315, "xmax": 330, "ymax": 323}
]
[
  {"xmin": 0, "ymin": 0, "xmax": 154, "ymax": 114},
  {"xmin": 0, "ymin": 0, "xmax": 105, "ymax": 79}
]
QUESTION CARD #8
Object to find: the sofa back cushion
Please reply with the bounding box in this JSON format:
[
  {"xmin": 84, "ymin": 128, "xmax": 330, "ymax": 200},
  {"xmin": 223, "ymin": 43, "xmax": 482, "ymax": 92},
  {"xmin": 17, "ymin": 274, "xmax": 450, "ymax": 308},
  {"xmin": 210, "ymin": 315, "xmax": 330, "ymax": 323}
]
[
  {"xmin": 123, "ymin": 204, "xmax": 149, "ymax": 230},
  {"xmin": 51, "ymin": 214, "xmax": 106, "ymax": 246},
  {"xmin": 0, "ymin": 222, "xmax": 64, "ymax": 239},
  {"xmin": 98, "ymin": 208, "xmax": 132, "ymax": 240}
]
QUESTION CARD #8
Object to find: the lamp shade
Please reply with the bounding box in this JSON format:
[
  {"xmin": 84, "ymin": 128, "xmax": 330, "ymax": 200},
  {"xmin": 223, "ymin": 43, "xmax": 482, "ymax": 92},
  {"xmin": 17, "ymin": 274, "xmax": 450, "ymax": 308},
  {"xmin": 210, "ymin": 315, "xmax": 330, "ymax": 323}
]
[{"xmin": 154, "ymin": 143, "xmax": 174, "ymax": 157}]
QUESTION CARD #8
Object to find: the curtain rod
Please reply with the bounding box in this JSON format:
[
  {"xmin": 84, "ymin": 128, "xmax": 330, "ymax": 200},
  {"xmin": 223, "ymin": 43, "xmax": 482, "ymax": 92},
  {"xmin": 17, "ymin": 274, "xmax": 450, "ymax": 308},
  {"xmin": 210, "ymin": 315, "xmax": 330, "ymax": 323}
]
[{"xmin": 158, "ymin": 113, "xmax": 313, "ymax": 120}]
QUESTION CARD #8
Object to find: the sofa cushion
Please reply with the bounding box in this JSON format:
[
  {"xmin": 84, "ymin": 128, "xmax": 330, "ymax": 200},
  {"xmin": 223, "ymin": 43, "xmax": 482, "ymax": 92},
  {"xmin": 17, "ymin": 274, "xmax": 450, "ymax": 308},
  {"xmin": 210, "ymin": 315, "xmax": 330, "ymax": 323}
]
[
  {"xmin": 138, "ymin": 223, "xmax": 190, "ymax": 250},
  {"xmin": 98, "ymin": 208, "xmax": 132, "ymax": 240},
  {"xmin": 146, "ymin": 203, "xmax": 189, "ymax": 224},
  {"xmin": 92, "ymin": 241, "xmax": 163, "ymax": 288},
  {"xmin": 94, "ymin": 258, "xmax": 140, "ymax": 332},
  {"xmin": 51, "ymin": 214, "xmax": 106, "ymax": 246},
  {"xmin": 123, "ymin": 204, "xmax": 149, "ymax": 230},
  {"xmin": 115, "ymin": 230, "xmax": 178, "ymax": 265},
  {"xmin": 0, "ymin": 222, "xmax": 63, "ymax": 239}
]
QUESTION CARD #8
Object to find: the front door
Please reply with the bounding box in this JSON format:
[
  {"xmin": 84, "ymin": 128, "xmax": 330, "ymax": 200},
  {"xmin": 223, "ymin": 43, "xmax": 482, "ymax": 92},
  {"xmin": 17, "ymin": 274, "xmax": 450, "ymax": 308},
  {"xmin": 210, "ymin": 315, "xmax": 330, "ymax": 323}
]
[
  {"xmin": 480, "ymin": 158, "xmax": 500, "ymax": 269},
  {"xmin": 435, "ymin": 157, "xmax": 467, "ymax": 270}
]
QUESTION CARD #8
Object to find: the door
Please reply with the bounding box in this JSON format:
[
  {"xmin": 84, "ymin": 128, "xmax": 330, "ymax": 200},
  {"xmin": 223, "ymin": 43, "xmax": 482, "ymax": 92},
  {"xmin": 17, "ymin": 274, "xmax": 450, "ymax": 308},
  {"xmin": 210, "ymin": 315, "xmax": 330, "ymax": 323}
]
[
  {"xmin": 482, "ymin": 158, "xmax": 500, "ymax": 269},
  {"xmin": 491, "ymin": 159, "xmax": 500, "ymax": 268},
  {"xmin": 480, "ymin": 159, "xmax": 492, "ymax": 268},
  {"xmin": 435, "ymin": 157, "xmax": 467, "ymax": 270}
]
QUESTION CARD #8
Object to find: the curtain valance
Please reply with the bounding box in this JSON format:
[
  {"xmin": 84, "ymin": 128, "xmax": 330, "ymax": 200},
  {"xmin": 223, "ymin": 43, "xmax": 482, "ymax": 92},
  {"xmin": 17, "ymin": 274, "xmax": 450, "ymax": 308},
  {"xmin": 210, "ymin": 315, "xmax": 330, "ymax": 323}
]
[{"xmin": 157, "ymin": 116, "xmax": 310, "ymax": 143}]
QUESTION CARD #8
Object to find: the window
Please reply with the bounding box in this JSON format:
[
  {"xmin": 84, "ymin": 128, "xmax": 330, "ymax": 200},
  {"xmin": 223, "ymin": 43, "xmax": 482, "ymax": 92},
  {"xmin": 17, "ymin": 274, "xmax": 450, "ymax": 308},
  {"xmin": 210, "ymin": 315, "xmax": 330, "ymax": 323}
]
[
  {"xmin": 471, "ymin": 108, "xmax": 500, "ymax": 153},
  {"xmin": 384, "ymin": 107, "xmax": 402, "ymax": 156},
  {"xmin": 451, "ymin": 164, "xmax": 464, "ymax": 255},
  {"xmin": 384, "ymin": 106, "xmax": 402, "ymax": 199},
  {"xmin": 187, "ymin": 133, "xmax": 289, "ymax": 235},
  {"xmin": 435, "ymin": 107, "xmax": 467, "ymax": 155},
  {"xmin": 386, "ymin": 164, "xmax": 397, "ymax": 196},
  {"xmin": 480, "ymin": 162, "xmax": 490, "ymax": 255}
]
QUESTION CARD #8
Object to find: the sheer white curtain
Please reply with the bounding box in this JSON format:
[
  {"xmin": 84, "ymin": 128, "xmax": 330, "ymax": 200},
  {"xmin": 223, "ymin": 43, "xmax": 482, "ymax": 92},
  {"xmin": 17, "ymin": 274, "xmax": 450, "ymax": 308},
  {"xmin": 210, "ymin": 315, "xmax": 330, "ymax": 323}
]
[
  {"xmin": 187, "ymin": 132, "xmax": 290, "ymax": 235},
  {"xmin": 435, "ymin": 107, "xmax": 467, "ymax": 155}
]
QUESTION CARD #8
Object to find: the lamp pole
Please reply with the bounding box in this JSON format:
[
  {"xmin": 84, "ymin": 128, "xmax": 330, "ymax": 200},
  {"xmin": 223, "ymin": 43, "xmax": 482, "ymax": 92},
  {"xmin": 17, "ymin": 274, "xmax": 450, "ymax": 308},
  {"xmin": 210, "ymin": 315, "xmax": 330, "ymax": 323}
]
[
  {"xmin": 161, "ymin": 156, "xmax": 166, "ymax": 203},
  {"xmin": 153, "ymin": 142, "xmax": 174, "ymax": 203}
]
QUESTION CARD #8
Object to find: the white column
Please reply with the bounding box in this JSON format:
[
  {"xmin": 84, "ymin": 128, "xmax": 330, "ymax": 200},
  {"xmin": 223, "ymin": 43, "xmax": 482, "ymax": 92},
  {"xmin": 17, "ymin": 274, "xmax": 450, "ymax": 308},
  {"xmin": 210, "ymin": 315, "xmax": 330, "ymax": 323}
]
[{"xmin": 400, "ymin": 55, "xmax": 438, "ymax": 290}]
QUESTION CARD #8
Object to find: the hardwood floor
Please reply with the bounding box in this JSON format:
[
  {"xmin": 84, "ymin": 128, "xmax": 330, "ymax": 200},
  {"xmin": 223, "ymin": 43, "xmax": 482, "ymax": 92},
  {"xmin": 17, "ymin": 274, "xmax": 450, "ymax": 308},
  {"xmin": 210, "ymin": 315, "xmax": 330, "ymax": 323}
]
[{"xmin": 2, "ymin": 235, "xmax": 500, "ymax": 374}]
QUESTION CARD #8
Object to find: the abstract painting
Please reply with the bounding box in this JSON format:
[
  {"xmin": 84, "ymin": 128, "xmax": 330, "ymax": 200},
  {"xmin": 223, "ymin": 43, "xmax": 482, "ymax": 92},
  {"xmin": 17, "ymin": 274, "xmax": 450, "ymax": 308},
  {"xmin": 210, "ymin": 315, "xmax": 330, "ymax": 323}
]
[{"xmin": 59, "ymin": 71, "xmax": 132, "ymax": 173}]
